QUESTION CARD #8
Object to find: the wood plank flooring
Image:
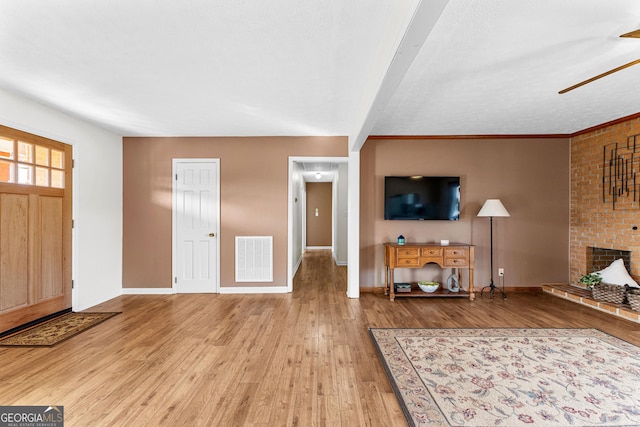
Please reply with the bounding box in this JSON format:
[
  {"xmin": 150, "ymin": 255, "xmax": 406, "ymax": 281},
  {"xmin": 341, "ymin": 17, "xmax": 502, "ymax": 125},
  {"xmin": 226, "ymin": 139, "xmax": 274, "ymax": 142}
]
[{"xmin": 1, "ymin": 249, "xmax": 640, "ymax": 426}]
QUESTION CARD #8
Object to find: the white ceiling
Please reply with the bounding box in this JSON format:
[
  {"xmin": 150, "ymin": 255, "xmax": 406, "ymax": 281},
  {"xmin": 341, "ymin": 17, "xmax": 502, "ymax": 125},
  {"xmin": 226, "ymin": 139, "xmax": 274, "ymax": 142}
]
[
  {"xmin": 1, "ymin": 0, "xmax": 640, "ymax": 140},
  {"xmin": 300, "ymin": 161, "xmax": 341, "ymax": 182}
]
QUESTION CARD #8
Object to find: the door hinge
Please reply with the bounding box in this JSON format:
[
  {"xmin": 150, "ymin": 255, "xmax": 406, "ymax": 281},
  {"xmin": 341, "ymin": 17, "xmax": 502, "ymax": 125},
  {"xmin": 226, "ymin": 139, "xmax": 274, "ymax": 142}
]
[
  {"xmin": 175, "ymin": 173, "xmax": 178, "ymax": 181},
  {"xmin": 72, "ymin": 159, "xmax": 75, "ymax": 168},
  {"xmin": 72, "ymin": 280, "xmax": 74, "ymax": 289},
  {"xmin": 174, "ymin": 277, "xmax": 177, "ymax": 284},
  {"xmin": 72, "ymin": 219, "xmax": 75, "ymax": 228}
]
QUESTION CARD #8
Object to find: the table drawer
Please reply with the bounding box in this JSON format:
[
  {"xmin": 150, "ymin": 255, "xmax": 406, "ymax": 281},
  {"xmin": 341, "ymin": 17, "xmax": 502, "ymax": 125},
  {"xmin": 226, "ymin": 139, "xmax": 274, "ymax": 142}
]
[
  {"xmin": 396, "ymin": 248, "xmax": 419, "ymax": 258},
  {"xmin": 421, "ymin": 247, "xmax": 443, "ymax": 257},
  {"xmin": 397, "ymin": 257, "xmax": 421, "ymax": 266},
  {"xmin": 444, "ymin": 248, "xmax": 468, "ymax": 258},
  {"xmin": 444, "ymin": 257, "xmax": 468, "ymax": 267}
]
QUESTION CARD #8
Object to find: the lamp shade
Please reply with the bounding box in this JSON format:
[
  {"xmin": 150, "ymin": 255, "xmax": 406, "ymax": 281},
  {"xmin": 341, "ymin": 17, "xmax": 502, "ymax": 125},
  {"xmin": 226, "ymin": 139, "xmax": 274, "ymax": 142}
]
[{"xmin": 477, "ymin": 199, "xmax": 510, "ymax": 217}]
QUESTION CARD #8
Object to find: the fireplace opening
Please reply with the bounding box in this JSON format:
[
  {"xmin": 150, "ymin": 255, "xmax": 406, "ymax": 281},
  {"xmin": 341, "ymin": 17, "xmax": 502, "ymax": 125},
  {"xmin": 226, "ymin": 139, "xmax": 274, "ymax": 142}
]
[{"xmin": 586, "ymin": 247, "xmax": 632, "ymax": 273}]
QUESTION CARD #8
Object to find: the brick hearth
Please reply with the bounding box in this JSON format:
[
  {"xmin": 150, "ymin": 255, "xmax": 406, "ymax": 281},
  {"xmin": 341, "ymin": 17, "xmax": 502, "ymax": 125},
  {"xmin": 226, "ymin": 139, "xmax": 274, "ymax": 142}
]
[{"xmin": 542, "ymin": 283, "xmax": 640, "ymax": 324}]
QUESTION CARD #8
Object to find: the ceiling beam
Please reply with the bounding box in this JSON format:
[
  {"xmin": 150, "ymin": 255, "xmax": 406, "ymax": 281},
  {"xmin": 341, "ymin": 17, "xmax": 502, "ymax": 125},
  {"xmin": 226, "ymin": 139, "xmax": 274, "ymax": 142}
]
[{"xmin": 348, "ymin": 0, "xmax": 449, "ymax": 152}]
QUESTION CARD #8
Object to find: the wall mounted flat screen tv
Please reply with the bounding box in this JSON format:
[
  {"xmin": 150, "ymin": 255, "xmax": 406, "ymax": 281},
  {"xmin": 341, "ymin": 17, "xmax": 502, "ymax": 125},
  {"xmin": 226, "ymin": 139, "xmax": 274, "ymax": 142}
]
[{"xmin": 384, "ymin": 176, "xmax": 460, "ymax": 220}]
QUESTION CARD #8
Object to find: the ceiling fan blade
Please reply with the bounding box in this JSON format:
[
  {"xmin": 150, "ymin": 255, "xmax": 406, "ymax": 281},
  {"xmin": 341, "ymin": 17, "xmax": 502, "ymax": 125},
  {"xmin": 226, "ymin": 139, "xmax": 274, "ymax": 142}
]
[
  {"xmin": 620, "ymin": 29, "xmax": 640, "ymax": 38},
  {"xmin": 559, "ymin": 58, "xmax": 640, "ymax": 94}
]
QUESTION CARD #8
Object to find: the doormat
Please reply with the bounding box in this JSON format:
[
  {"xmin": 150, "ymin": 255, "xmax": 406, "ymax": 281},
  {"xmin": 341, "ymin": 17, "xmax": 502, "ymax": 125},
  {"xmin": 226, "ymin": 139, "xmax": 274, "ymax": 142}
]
[
  {"xmin": 369, "ymin": 328, "xmax": 640, "ymax": 426},
  {"xmin": 0, "ymin": 312, "xmax": 120, "ymax": 347}
]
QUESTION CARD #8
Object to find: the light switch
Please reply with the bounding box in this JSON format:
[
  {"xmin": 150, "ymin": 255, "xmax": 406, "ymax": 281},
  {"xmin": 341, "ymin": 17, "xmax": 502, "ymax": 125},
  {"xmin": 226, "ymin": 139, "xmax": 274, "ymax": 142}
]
[{"xmin": 315, "ymin": 208, "xmax": 319, "ymax": 216}]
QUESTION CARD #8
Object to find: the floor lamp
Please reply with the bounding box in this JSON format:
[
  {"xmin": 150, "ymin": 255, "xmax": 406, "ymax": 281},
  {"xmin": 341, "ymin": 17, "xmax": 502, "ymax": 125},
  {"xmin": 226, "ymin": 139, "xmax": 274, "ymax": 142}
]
[{"xmin": 477, "ymin": 199, "xmax": 510, "ymax": 299}]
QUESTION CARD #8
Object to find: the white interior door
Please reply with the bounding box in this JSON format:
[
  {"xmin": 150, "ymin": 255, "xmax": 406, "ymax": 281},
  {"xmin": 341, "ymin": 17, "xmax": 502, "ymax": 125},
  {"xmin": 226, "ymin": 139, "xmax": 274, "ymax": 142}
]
[{"xmin": 173, "ymin": 159, "xmax": 219, "ymax": 293}]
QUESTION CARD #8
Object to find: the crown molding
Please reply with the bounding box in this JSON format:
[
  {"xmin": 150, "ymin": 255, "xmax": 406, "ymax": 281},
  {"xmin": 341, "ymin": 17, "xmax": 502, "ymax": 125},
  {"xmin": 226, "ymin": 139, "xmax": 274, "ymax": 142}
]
[
  {"xmin": 367, "ymin": 134, "xmax": 570, "ymax": 140},
  {"xmin": 569, "ymin": 112, "xmax": 640, "ymax": 137},
  {"xmin": 368, "ymin": 112, "xmax": 640, "ymax": 140}
]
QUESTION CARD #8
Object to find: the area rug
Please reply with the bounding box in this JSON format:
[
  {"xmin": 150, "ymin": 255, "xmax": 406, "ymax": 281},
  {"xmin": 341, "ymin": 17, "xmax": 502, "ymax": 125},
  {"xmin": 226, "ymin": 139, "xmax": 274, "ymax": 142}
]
[
  {"xmin": 369, "ymin": 328, "xmax": 640, "ymax": 426},
  {"xmin": 0, "ymin": 312, "xmax": 120, "ymax": 347}
]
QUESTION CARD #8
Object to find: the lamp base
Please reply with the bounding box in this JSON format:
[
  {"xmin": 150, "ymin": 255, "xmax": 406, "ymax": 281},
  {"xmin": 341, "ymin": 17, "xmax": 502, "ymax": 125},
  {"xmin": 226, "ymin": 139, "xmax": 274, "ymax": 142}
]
[{"xmin": 480, "ymin": 280, "xmax": 506, "ymax": 300}]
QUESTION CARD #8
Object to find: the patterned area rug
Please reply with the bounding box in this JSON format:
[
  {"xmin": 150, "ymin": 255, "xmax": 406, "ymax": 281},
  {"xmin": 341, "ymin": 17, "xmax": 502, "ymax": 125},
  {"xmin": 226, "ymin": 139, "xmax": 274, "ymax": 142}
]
[
  {"xmin": 0, "ymin": 312, "xmax": 120, "ymax": 347},
  {"xmin": 369, "ymin": 328, "xmax": 640, "ymax": 426}
]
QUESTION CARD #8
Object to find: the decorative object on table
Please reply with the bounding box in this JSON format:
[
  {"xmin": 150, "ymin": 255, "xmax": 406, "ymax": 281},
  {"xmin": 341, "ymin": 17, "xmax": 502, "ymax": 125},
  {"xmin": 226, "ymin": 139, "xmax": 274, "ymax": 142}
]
[
  {"xmin": 446, "ymin": 269, "xmax": 460, "ymax": 292},
  {"xmin": 440, "ymin": 239, "xmax": 449, "ymax": 246},
  {"xmin": 417, "ymin": 281, "xmax": 439, "ymax": 293},
  {"xmin": 0, "ymin": 312, "xmax": 120, "ymax": 347},
  {"xmin": 397, "ymin": 235, "xmax": 405, "ymax": 245},
  {"xmin": 578, "ymin": 272, "xmax": 602, "ymax": 289},
  {"xmin": 592, "ymin": 282, "xmax": 628, "ymax": 304},
  {"xmin": 477, "ymin": 199, "xmax": 510, "ymax": 299},
  {"xmin": 369, "ymin": 327, "xmax": 640, "ymax": 427},
  {"xmin": 394, "ymin": 283, "xmax": 411, "ymax": 293}
]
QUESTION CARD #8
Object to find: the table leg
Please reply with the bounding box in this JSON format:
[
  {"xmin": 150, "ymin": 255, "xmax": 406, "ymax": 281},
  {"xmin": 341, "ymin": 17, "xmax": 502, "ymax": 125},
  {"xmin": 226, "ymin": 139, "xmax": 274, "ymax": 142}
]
[
  {"xmin": 389, "ymin": 268, "xmax": 396, "ymax": 301},
  {"xmin": 384, "ymin": 266, "xmax": 389, "ymax": 295}
]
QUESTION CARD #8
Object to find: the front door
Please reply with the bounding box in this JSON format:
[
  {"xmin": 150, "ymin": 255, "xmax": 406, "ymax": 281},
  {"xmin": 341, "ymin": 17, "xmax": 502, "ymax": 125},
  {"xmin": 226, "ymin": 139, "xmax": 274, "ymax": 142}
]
[
  {"xmin": 0, "ymin": 125, "xmax": 73, "ymax": 332},
  {"xmin": 173, "ymin": 159, "xmax": 219, "ymax": 293}
]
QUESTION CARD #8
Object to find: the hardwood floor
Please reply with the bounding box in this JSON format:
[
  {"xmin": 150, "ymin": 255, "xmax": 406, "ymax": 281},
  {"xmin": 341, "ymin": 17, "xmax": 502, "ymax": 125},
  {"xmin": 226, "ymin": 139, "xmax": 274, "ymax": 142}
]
[{"xmin": 1, "ymin": 249, "xmax": 640, "ymax": 426}]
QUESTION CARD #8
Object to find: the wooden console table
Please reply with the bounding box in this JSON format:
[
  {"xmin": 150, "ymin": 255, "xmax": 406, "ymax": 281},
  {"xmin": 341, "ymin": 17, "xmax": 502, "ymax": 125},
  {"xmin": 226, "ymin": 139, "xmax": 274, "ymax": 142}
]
[{"xmin": 384, "ymin": 243, "xmax": 475, "ymax": 301}]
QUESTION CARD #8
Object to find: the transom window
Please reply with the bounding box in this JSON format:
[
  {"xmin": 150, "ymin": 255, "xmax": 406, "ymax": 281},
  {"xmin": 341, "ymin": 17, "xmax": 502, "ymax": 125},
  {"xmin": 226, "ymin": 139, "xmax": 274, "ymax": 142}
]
[{"xmin": 0, "ymin": 136, "xmax": 65, "ymax": 188}]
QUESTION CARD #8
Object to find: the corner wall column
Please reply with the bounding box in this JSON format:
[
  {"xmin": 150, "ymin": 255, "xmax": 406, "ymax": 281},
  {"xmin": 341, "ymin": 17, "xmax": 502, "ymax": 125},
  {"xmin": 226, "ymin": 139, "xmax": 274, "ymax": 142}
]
[{"xmin": 347, "ymin": 150, "xmax": 360, "ymax": 298}]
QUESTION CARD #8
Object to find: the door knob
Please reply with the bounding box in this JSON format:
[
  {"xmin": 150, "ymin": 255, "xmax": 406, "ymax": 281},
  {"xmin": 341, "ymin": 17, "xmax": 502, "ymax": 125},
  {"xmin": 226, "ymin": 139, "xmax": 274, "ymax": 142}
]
[{"xmin": 209, "ymin": 232, "xmax": 215, "ymax": 237}]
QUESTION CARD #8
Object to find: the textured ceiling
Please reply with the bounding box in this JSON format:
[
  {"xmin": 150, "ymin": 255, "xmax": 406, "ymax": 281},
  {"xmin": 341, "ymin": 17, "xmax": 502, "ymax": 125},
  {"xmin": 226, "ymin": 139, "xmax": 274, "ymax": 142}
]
[
  {"xmin": 373, "ymin": 0, "xmax": 640, "ymax": 135},
  {"xmin": 1, "ymin": 0, "xmax": 640, "ymax": 138}
]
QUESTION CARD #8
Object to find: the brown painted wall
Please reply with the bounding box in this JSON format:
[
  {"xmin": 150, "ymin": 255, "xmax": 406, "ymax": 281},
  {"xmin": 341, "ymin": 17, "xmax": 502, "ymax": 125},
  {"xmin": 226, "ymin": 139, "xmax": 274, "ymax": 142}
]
[
  {"xmin": 360, "ymin": 137, "xmax": 571, "ymax": 289},
  {"xmin": 306, "ymin": 182, "xmax": 332, "ymax": 246},
  {"xmin": 123, "ymin": 136, "xmax": 347, "ymax": 289},
  {"xmin": 570, "ymin": 118, "xmax": 640, "ymax": 284}
]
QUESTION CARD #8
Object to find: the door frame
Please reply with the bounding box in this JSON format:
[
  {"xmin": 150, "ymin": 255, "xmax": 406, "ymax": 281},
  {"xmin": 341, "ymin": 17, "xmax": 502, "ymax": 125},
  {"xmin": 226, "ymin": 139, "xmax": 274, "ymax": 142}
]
[
  {"xmin": 288, "ymin": 156, "xmax": 348, "ymax": 292},
  {"xmin": 171, "ymin": 158, "xmax": 220, "ymax": 294}
]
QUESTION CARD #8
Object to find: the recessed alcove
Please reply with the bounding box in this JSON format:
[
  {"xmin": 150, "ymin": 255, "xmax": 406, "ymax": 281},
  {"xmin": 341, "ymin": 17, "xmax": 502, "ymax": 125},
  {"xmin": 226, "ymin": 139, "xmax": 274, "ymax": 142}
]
[{"xmin": 586, "ymin": 246, "xmax": 631, "ymax": 273}]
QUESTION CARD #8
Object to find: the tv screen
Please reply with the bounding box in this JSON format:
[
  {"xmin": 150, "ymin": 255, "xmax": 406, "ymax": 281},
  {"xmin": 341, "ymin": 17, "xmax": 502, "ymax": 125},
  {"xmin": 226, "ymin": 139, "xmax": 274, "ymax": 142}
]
[{"xmin": 384, "ymin": 176, "xmax": 460, "ymax": 220}]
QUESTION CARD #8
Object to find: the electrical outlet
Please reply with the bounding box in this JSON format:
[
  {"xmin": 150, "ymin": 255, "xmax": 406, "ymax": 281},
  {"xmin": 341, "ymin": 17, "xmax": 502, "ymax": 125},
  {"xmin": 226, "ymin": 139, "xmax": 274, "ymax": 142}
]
[{"xmin": 498, "ymin": 268, "xmax": 504, "ymax": 277}]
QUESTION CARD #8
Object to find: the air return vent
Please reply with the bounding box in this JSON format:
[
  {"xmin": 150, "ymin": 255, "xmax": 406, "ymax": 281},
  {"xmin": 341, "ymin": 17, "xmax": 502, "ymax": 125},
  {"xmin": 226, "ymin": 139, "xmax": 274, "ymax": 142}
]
[{"xmin": 235, "ymin": 236, "xmax": 273, "ymax": 282}]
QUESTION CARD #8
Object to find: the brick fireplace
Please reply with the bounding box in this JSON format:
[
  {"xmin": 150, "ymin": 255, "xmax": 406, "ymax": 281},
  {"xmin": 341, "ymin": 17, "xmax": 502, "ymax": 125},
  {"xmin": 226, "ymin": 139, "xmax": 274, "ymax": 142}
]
[
  {"xmin": 586, "ymin": 247, "xmax": 632, "ymax": 274},
  {"xmin": 570, "ymin": 117, "xmax": 640, "ymax": 285}
]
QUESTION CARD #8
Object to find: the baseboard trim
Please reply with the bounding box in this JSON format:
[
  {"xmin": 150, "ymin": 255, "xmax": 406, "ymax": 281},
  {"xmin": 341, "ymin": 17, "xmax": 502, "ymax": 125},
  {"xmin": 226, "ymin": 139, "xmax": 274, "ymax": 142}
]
[
  {"xmin": 499, "ymin": 286, "xmax": 542, "ymax": 293},
  {"xmin": 360, "ymin": 287, "xmax": 385, "ymax": 293},
  {"xmin": 122, "ymin": 287, "xmax": 291, "ymax": 295},
  {"xmin": 219, "ymin": 286, "xmax": 289, "ymax": 294},
  {"xmin": 122, "ymin": 288, "xmax": 175, "ymax": 295}
]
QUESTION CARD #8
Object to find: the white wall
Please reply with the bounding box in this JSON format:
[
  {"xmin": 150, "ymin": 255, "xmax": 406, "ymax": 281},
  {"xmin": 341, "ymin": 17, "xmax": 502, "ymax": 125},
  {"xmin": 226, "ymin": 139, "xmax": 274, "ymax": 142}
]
[
  {"xmin": 0, "ymin": 88, "xmax": 123, "ymax": 311},
  {"xmin": 290, "ymin": 161, "xmax": 305, "ymax": 278},
  {"xmin": 334, "ymin": 163, "xmax": 348, "ymax": 265}
]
